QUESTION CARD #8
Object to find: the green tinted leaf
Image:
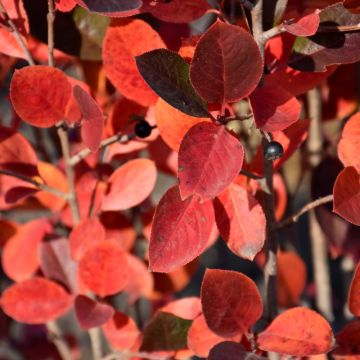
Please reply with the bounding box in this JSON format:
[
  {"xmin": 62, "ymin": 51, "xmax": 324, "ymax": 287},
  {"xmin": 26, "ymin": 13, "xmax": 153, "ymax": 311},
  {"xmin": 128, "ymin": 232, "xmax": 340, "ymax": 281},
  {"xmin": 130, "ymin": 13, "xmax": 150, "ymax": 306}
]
[
  {"xmin": 135, "ymin": 49, "xmax": 209, "ymax": 117},
  {"xmin": 73, "ymin": 7, "xmax": 110, "ymax": 60},
  {"xmin": 140, "ymin": 312, "xmax": 192, "ymax": 351}
]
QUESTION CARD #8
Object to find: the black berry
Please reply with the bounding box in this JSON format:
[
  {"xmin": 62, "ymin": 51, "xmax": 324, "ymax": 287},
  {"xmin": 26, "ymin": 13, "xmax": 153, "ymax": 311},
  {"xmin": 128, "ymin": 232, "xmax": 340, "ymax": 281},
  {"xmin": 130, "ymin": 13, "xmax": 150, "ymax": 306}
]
[
  {"xmin": 134, "ymin": 120, "xmax": 152, "ymax": 138},
  {"xmin": 263, "ymin": 141, "xmax": 284, "ymax": 161}
]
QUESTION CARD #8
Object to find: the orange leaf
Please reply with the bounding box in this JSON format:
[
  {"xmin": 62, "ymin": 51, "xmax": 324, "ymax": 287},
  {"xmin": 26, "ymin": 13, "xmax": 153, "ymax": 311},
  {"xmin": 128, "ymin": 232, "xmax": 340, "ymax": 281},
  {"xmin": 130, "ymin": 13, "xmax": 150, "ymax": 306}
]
[
  {"xmin": 155, "ymin": 98, "xmax": 210, "ymax": 152},
  {"xmin": 102, "ymin": 311, "xmax": 140, "ymax": 351},
  {"xmin": 102, "ymin": 159, "xmax": 157, "ymax": 211},
  {"xmin": 2, "ymin": 218, "xmax": 51, "ymax": 282},
  {"xmin": 257, "ymin": 307, "xmax": 335, "ymax": 356},
  {"xmin": 214, "ymin": 184, "xmax": 266, "ymax": 260},
  {"xmin": 338, "ymin": 112, "xmax": 360, "ymax": 172},
  {"xmin": 10, "ymin": 66, "xmax": 72, "ymax": 127},
  {"xmin": 78, "ymin": 240, "xmax": 128, "ymax": 297},
  {"xmin": 1, "ymin": 277, "xmax": 73, "ymax": 324},
  {"xmin": 103, "ymin": 19, "xmax": 165, "ymax": 107},
  {"xmin": 160, "ymin": 297, "xmax": 202, "ymax": 320}
]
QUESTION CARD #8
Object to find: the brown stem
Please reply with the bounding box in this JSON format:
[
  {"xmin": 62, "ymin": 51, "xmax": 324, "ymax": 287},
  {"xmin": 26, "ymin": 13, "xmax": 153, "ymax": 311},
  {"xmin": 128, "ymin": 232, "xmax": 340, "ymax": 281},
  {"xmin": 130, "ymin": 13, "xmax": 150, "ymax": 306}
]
[
  {"xmin": 0, "ymin": 169, "xmax": 69, "ymax": 199},
  {"xmin": 278, "ymin": 194, "xmax": 333, "ymax": 229},
  {"xmin": 69, "ymin": 132, "xmax": 132, "ymax": 166},
  {"xmin": 47, "ymin": 0, "xmax": 55, "ymax": 67},
  {"xmin": 100, "ymin": 351, "xmax": 171, "ymax": 360},
  {"xmin": 306, "ymin": 87, "xmax": 334, "ymax": 321},
  {"xmin": 0, "ymin": 0, "xmax": 34, "ymax": 65},
  {"xmin": 251, "ymin": 0, "xmax": 279, "ymax": 324}
]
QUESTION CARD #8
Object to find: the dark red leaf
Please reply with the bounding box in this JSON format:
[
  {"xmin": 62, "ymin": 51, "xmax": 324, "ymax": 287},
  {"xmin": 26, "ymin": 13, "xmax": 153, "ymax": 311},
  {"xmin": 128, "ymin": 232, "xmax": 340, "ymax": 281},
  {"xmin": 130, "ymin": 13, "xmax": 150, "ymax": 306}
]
[
  {"xmin": 102, "ymin": 158, "xmax": 157, "ymax": 211},
  {"xmin": 208, "ymin": 342, "xmax": 266, "ymax": 360},
  {"xmin": 333, "ymin": 320, "xmax": 360, "ymax": 356},
  {"xmin": 201, "ymin": 269, "xmax": 263, "ymax": 337},
  {"xmin": 1, "ymin": 277, "xmax": 73, "ymax": 324},
  {"xmin": 257, "ymin": 307, "xmax": 335, "ymax": 356},
  {"xmin": 348, "ymin": 262, "xmax": 360, "ymax": 316},
  {"xmin": 39, "ymin": 238, "xmax": 78, "ymax": 293},
  {"xmin": 249, "ymin": 80, "xmax": 301, "ymax": 132},
  {"xmin": 333, "ymin": 166, "xmax": 360, "ymax": 226},
  {"xmin": 150, "ymin": 0, "xmax": 209, "ymax": 23},
  {"xmin": 214, "ymin": 184, "xmax": 266, "ymax": 260},
  {"xmin": 69, "ymin": 217, "xmax": 106, "ymax": 261},
  {"xmin": 190, "ymin": 21, "xmax": 263, "ymax": 104},
  {"xmin": 76, "ymin": 0, "xmax": 142, "ymax": 15},
  {"xmin": 179, "ymin": 122, "xmax": 244, "ymax": 201},
  {"xmin": 78, "ymin": 240, "xmax": 128, "ymax": 297},
  {"xmin": 102, "ymin": 311, "xmax": 140, "ymax": 350},
  {"xmin": 149, "ymin": 186, "xmax": 215, "ymax": 273},
  {"xmin": 10, "ymin": 66, "xmax": 72, "ymax": 127},
  {"xmin": 2, "ymin": 218, "xmax": 51, "ymax": 282},
  {"xmin": 73, "ymin": 85, "xmax": 104, "ymax": 153},
  {"xmin": 103, "ymin": 19, "xmax": 165, "ymax": 107},
  {"xmin": 74, "ymin": 295, "xmax": 114, "ymax": 329},
  {"xmin": 283, "ymin": 12, "xmax": 320, "ymax": 36}
]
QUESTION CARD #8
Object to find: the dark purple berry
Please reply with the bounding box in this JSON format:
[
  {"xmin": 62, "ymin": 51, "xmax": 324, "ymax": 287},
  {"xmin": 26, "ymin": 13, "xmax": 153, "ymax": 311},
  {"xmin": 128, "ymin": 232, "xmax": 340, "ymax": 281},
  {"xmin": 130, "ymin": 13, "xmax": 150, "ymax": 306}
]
[
  {"xmin": 134, "ymin": 120, "xmax": 152, "ymax": 138},
  {"xmin": 264, "ymin": 141, "xmax": 284, "ymax": 161}
]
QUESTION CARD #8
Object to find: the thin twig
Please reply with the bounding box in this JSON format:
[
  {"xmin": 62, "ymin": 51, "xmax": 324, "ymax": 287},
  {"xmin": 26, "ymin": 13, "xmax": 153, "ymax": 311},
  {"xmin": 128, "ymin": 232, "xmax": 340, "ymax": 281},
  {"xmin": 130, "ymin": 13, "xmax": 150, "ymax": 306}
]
[
  {"xmin": 278, "ymin": 194, "xmax": 333, "ymax": 229},
  {"xmin": 69, "ymin": 132, "xmax": 133, "ymax": 166},
  {"xmin": 46, "ymin": 321, "xmax": 73, "ymax": 360},
  {"xmin": 306, "ymin": 87, "xmax": 334, "ymax": 321},
  {"xmin": 0, "ymin": 0, "xmax": 34, "ymax": 65},
  {"xmin": 318, "ymin": 23, "xmax": 360, "ymax": 33},
  {"xmin": 0, "ymin": 169, "xmax": 69, "ymax": 199},
  {"xmin": 47, "ymin": 0, "xmax": 55, "ymax": 67}
]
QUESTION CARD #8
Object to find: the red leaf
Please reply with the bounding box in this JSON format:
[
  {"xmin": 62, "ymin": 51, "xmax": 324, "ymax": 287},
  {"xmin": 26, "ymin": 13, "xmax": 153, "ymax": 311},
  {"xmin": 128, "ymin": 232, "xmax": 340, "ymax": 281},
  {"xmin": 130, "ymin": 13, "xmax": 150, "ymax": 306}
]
[
  {"xmin": 214, "ymin": 184, "xmax": 266, "ymax": 260},
  {"xmin": 190, "ymin": 21, "xmax": 263, "ymax": 104},
  {"xmin": 55, "ymin": 0, "xmax": 76, "ymax": 12},
  {"xmin": 102, "ymin": 159, "xmax": 157, "ymax": 211},
  {"xmin": 283, "ymin": 12, "xmax": 320, "ymax": 36},
  {"xmin": 178, "ymin": 122, "xmax": 244, "ymax": 201},
  {"xmin": 333, "ymin": 320, "xmax": 360, "ymax": 356},
  {"xmin": 0, "ymin": 125, "xmax": 38, "ymax": 177},
  {"xmin": 0, "ymin": 277, "xmax": 73, "ymax": 324},
  {"xmin": 123, "ymin": 253, "xmax": 154, "ymax": 304},
  {"xmin": 333, "ymin": 166, "xmax": 360, "ymax": 226},
  {"xmin": 277, "ymin": 251, "xmax": 307, "ymax": 307},
  {"xmin": 155, "ymin": 98, "xmax": 210, "ymax": 152},
  {"xmin": 249, "ymin": 80, "xmax": 301, "ymax": 132},
  {"xmin": 102, "ymin": 311, "xmax": 140, "ymax": 350},
  {"xmin": 39, "ymin": 238, "xmax": 78, "ymax": 293},
  {"xmin": 188, "ymin": 315, "xmax": 242, "ymax": 358},
  {"xmin": 348, "ymin": 262, "xmax": 360, "ymax": 316},
  {"xmin": 69, "ymin": 217, "xmax": 106, "ymax": 261},
  {"xmin": 78, "ymin": 240, "xmax": 128, "ymax": 297},
  {"xmin": 2, "ymin": 219, "xmax": 51, "ymax": 282},
  {"xmin": 208, "ymin": 341, "xmax": 266, "ymax": 360},
  {"xmin": 257, "ymin": 307, "xmax": 335, "ymax": 356},
  {"xmin": 149, "ymin": 186, "xmax": 215, "ymax": 273},
  {"xmin": 73, "ymin": 85, "xmax": 104, "ymax": 153},
  {"xmin": 150, "ymin": 0, "xmax": 209, "ymax": 23},
  {"xmin": 201, "ymin": 269, "xmax": 263, "ymax": 337},
  {"xmin": 74, "ymin": 295, "xmax": 114, "ymax": 329},
  {"xmin": 338, "ymin": 112, "xmax": 360, "ymax": 172},
  {"xmin": 160, "ymin": 297, "xmax": 202, "ymax": 320},
  {"xmin": 10, "ymin": 66, "xmax": 72, "ymax": 128},
  {"xmin": 103, "ymin": 19, "xmax": 166, "ymax": 107}
]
